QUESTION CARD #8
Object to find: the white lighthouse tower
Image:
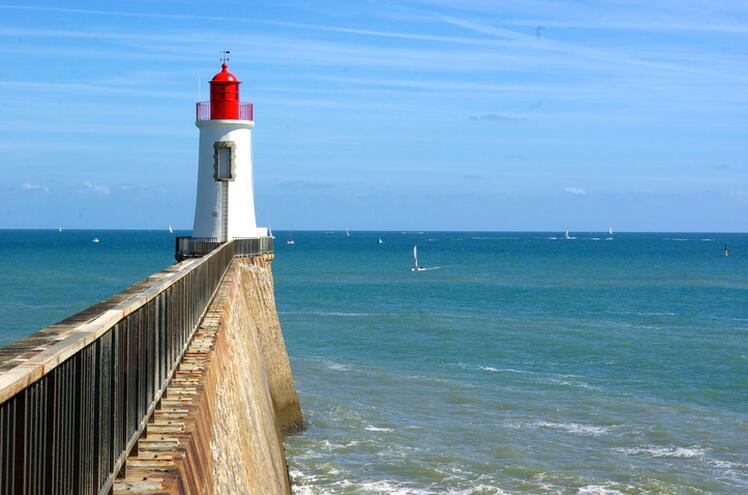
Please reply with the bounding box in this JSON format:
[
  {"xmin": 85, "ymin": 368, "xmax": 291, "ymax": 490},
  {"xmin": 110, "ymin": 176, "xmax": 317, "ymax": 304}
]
[{"xmin": 191, "ymin": 60, "xmax": 266, "ymax": 241}]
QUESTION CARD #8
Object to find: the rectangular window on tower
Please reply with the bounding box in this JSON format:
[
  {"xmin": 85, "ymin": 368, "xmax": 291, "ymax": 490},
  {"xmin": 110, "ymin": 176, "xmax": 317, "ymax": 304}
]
[{"xmin": 213, "ymin": 141, "xmax": 236, "ymax": 181}]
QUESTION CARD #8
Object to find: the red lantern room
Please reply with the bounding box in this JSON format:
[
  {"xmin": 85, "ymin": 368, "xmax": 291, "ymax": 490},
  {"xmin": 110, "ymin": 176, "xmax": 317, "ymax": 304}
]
[{"xmin": 209, "ymin": 63, "xmax": 241, "ymax": 119}]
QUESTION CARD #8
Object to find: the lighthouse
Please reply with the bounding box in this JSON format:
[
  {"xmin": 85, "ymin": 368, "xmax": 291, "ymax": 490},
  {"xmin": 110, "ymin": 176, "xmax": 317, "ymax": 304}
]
[{"xmin": 191, "ymin": 61, "xmax": 266, "ymax": 241}]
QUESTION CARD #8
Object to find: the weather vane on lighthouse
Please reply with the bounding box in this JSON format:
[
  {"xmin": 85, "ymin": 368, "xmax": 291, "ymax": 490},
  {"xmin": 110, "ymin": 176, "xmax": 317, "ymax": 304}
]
[{"xmin": 189, "ymin": 56, "xmax": 266, "ymax": 243}]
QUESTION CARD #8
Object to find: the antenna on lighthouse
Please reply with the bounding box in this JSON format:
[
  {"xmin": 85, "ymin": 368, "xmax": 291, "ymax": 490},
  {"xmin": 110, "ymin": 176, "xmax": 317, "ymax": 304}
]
[{"xmin": 220, "ymin": 50, "xmax": 230, "ymax": 64}]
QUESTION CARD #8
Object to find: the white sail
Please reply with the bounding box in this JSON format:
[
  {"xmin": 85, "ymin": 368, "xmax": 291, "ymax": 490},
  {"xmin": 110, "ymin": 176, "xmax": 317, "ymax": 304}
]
[
  {"xmin": 378, "ymin": 237, "xmax": 383, "ymax": 244},
  {"xmin": 609, "ymin": 227, "xmax": 613, "ymax": 235},
  {"xmin": 168, "ymin": 224, "xmax": 174, "ymax": 233},
  {"xmin": 413, "ymin": 245, "xmax": 419, "ymax": 267}
]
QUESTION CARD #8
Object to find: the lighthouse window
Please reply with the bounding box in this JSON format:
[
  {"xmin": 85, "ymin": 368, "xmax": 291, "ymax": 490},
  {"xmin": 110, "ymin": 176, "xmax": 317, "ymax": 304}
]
[{"xmin": 213, "ymin": 141, "xmax": 236, "ymax": 181}]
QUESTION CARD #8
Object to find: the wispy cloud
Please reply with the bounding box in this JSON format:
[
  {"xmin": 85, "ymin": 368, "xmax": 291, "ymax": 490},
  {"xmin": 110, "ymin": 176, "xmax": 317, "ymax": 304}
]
[
  {"xmin": 565, "ymin": 187, "xmax": 587, "ymax": 195},
  {"xmin": 77, "ymin": 181, "xmax": 111, "ymax": 196},
  {"xmin": 468, "ymin": 113, "xmax": 522, "ymax": 122},
  {"xmin": 21, "ymin": 182, "xmax": 49, "ymax": 192}
]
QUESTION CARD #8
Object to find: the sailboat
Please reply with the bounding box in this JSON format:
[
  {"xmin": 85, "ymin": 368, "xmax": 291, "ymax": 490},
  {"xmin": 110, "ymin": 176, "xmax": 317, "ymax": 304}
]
[
  {"xmin": 378, "ymin": 237, "xmax": 383, "ymax": 244},
  {"xmin": 58, "ymin": 227, "xmax": 62, "ymax": 232},
  {"xmin": 91, "ymin": 237, "xmax": 100, "ymax": 244},
  {"xmin": 346, "ymin": 229, "xmax": 351, "ymax": 237},
  {"xmin": 608, "ymin": 227, "xmax": 613, "ymax": 235},
  {"xmin": 268, "ymin": 227, "xmax": 274, "ymax": 238},
  {"xmin": 168, "ymin": 224, "xmax": 174, "ymax": 234},
  {"xmin": 564, "ymin": 229, "xmax": 576, "ymax": 240},
  {"xmin": 411, "ymin": 245, "xmax": 427, "ymax": 272},
  {"xmin": 286, "ymin": 227, "xmax": 295, "ymax": 245}
]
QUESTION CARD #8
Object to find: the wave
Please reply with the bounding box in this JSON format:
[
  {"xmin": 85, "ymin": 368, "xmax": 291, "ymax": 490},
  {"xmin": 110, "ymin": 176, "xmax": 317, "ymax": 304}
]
[
  {"xmin": 614, "ymin": 445, "xmax": 707, "ymax": 458},
  {"xmin": 475, "ymin": 365, "xmax": 599, "ymax": 390},
  {"xmin": 364, "ymin": 424, "xmax": 394, "ymax": 432},
  {"xmin": 324, "ymin": 361, "xmax": 351, "ymax": 372},
  {"xmin": 577, "ymin": 482, "xmax": 632, "ymax": 494},
  {"xmin": 504, "ymin": 420, "xmax": 613, "ymax": 436},
  {"xmin": 281, "ymin": 311, "xmax": 382, "ymax": 317}
]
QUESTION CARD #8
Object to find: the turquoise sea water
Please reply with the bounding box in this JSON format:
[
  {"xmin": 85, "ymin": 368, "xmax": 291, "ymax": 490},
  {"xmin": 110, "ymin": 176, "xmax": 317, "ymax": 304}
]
[{"xmin": 1, "ymin": 230, "xmax": 747, "ymax": 494}]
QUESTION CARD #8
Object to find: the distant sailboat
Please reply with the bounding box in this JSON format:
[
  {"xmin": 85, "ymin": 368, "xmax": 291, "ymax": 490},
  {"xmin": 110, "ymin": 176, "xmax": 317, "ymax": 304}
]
[
  {"xmin": 168, "ymin": 224, "xmax": 174, "ymax": 233},
  {"xmin": 91, "ymin": 237, "xmax": 100, "ymax": 243},
  {"xmin": 411, "ymin": 245, "xmax": 427, "ymax": 272},
  {"xmin": 378, "ymin": 237, "xmax": 383, "ymax": 244},
  {"xmin": 608, "ymin": 227, "xmax": 613, "ymax": 235},
  {"xmin": 724, "ymin": 243, "xmax": 729, "ymax": 257},
  {"xmin": 286, "ymin": 227, "xmax": 295, "ymax": 245},
  {"xmin": 268, "ymin": 227, "xmax": 274, "ymax": 238},
  {"xmin": 346, "ymin": 229, "xmax": 351, "ymax": 237},
  {"xmin": 564, "ymin": 229, "xmax": 576, "ymax": 240},
  {"xmin": 58, "ymin": 227, "xmax": 62, "ymax": 232}
]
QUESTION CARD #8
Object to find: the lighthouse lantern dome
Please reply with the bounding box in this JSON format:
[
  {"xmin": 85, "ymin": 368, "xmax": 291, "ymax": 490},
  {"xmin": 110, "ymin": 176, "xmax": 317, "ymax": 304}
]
[{"xmin": 209, "ymin": 63, "xmax": 241, "ymax": 119}]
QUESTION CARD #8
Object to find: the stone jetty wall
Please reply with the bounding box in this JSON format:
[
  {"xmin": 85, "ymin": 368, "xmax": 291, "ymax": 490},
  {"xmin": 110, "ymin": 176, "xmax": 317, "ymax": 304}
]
[{"xmin": 114, "ymin": 255, "xmax": 304, "ymax": 494}]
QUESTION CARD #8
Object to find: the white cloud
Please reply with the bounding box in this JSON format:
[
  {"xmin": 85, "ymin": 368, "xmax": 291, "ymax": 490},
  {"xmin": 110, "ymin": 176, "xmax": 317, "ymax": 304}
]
[
  {"xmin": 565, "ymin": 187, "xmax": 587, "ymax": 195},
  {"xmin": 79, "ymin": 181, "xmax": 111, "ymax": 196},
  {"xmin": 21, "ymin": 182, "xmax": 49, "ymax": 192}
]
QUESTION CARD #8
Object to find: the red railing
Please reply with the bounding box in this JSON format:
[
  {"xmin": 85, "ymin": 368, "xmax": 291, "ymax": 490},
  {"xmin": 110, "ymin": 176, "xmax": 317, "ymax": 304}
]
[{"xmin": 195, "ymin": 102, "xmax": 254, "ymax": 121}]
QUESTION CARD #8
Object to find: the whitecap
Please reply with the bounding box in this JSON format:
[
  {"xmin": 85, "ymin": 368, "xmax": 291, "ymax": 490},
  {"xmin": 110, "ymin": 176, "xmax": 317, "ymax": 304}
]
[
  {"xmin": 478, "ymin": 366, "xmax": 525, "ymax": 374},
  {"xmin": 324, "ymin": 361, "xmax": 351, "ymax": 372},
  {"xmin": 504, "ymin": 420, "xmax": 612, "ymax": 436},
  {"xmin": 615, "ymin": 445, "xmax": 707, "ymax": 458},
  {"xmin": 364, "ymin": 425, "xmax": 394, "ymax": 432},
  {"xmin": 577, "ymin": 482, "xmax": 630, "ymax": 494},
  {"xmin": 315, "ymin": 311, "xmax": 373, "ymax": 317}
]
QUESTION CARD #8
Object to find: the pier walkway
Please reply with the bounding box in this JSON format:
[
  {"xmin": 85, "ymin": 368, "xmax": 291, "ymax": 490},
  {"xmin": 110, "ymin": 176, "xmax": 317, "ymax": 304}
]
[{"xmin": 0, "ymin": 237, "xmax": 293, "ymax": 494}]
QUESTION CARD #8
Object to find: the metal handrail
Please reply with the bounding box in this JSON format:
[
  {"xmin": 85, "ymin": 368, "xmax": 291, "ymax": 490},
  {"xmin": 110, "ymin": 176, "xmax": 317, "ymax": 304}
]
[{"xmin": 0, "ymin": 237, "xmax": 272, "ymax": 494}]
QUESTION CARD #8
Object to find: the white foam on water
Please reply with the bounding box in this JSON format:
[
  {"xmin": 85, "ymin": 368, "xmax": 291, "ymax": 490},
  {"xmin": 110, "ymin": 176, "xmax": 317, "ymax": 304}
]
[
  {"xmin": 504, "ymin": 420, "xmax": 612, "ymax": 436},
  {"xmin": 324, "ymin": 361, "xmax": 351, "ymax": 372},
  {"xmin": 364, "ymin": 424, "xmax": 395, "ymax": 432},
  {"xmin": 280, "ymin": 311, "xmax": 379, "ymax": 316},
  {"xmin": 478, "ymin": 366, "xmax": 525, "ymax": 373},
  {"xmin": 356, "ymin": 480, "xmax": 509, "ymax": 495},
  {"xmin": 318, "ymin": 311, "xmax": 375, "ymax": 317},
  {"xmin": 476, "ymin": 366, "xmax": 599, "ymax": 390},
  {"xmin": 577, "ymin": 482, "xmax": 630, "ymax": 494},
  {"xmin": 614, "ymin": 445, "xmax": 707, "ymax": 458},
  {"xmin": 358, "ymin": 480, "xmax": 433, "ymax": 494}
]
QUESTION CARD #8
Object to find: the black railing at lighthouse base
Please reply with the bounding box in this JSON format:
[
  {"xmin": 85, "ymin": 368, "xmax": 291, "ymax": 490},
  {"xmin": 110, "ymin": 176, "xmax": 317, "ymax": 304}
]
[{"xmin": 175, "ymin": 236, "xmax": 273, "ymax": 262}]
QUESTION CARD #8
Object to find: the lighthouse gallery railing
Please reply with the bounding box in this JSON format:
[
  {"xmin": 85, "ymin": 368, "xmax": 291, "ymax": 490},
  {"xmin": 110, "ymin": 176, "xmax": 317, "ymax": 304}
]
[
  {"xmin": 0, "ymin": 237, "xmax": 272, "ymax": 495},
  {"xmin": 195, "ymin": 101, "xmax": 253, "ymax": 121}
]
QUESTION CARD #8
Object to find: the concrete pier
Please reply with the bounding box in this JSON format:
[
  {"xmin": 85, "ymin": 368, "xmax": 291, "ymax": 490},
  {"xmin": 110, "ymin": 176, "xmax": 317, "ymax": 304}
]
[{"xmin": 0, "ymin": 238, "xmax": 303, "ymax": 494}]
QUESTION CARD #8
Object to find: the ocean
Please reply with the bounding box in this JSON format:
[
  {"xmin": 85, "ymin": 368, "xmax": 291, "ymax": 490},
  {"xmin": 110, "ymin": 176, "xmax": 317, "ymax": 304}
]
[{"xmin": 1, "ymin": 230, "xmax": 746, "ymax": 494}]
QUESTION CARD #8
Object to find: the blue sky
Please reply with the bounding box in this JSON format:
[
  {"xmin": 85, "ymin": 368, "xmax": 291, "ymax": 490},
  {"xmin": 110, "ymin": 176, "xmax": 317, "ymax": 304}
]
[{"xmin": 0, "ymin": 1, "xmax": 746, "ymax": 232}]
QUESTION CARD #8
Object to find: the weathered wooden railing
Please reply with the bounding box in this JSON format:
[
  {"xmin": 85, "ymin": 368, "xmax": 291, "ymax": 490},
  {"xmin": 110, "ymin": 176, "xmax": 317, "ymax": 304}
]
[{"xmin": 0, "ymin": 237, "xmax": 273, "ymax": 494}]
